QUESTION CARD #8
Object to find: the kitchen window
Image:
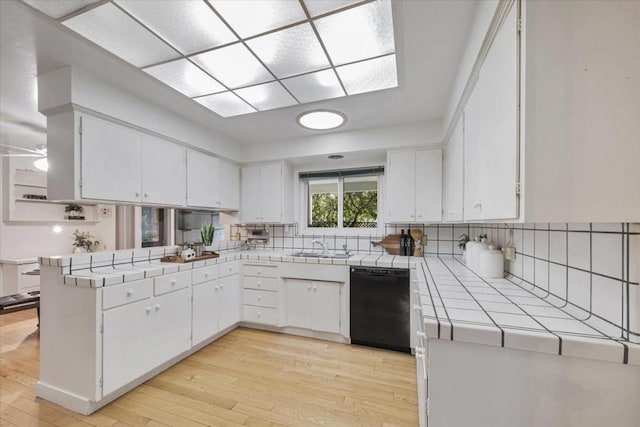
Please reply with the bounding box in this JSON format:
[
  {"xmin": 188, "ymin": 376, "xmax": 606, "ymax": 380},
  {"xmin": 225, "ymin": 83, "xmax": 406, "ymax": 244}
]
[{"xmin": 301, "ymin": 167, "xmax": 383, "ymax": 233}]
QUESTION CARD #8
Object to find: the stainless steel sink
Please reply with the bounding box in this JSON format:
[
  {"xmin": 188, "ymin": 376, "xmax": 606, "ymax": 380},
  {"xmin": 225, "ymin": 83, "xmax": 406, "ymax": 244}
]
[{"xmin": 290, "ymin": 251, "xmax": 352, "ymax": 259}]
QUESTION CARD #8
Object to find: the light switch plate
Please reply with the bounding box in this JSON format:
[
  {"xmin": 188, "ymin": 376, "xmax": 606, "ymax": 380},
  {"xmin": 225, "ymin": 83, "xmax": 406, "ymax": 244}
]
[
  {"xmin": 504, "ymin": 246, "xmax": 516, "ymax": 261},
  {"xmin": 100, "ymin": 207, "xmax": 112, "ymax": 218},
  {"xmin": 421, "ymin": 235, "xmax": 428, "ymax": 245}
]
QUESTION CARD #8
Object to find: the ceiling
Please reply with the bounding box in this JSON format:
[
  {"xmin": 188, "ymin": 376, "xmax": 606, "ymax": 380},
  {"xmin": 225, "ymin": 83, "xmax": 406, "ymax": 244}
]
[{"xmin": 0, "ymin": 0, "xmax": 477, "ymax": 147}]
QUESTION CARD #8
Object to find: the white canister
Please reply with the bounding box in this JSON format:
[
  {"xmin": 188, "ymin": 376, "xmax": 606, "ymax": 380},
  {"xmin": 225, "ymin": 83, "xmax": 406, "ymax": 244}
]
[
  {"xmin": 480, "ymin": 245, "xmax": 504, "ymax": 279},
  {"xmin": 466, "ymin": 239, "xmax": 488, "ymax": 272}
]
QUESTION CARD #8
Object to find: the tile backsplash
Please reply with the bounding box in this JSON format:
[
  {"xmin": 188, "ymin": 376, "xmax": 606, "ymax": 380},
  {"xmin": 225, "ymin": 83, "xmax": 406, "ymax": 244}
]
[{"xmin": 465, "ymin": 223, "xmax": 639, "ymax": 344}]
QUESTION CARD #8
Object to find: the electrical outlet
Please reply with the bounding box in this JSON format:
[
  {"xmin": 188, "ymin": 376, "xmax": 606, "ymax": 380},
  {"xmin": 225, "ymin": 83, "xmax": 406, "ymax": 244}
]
[
  {"xmin": 421, "ymin": 235, "xmax": 428, "ymax": 245},
  {"xmin": 504, "ymin": 246, "xmax": 516, "ymax": 261},
  {"xmin": 100, "ymin": 207, "xmax": 112, "ymax": 218}
]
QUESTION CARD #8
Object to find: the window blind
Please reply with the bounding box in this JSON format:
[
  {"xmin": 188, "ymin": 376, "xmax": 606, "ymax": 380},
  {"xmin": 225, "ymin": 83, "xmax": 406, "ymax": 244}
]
[{"xmin": 299, "ymin": 166, "xmax": 384, "ymax": 180}]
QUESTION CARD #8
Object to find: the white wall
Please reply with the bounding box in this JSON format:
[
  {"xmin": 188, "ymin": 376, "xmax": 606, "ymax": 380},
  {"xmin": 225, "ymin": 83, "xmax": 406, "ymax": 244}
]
[
  {"xmin": 241, "ymin": 120, "xmax": 442, "ymax": 163},
  {"xmin": 38, "ymin": 67, "xmax": 243, "ymax": 162},
  {"xmin": 0, "ymin": 152, "xmax": 116, "ymax": 261}
]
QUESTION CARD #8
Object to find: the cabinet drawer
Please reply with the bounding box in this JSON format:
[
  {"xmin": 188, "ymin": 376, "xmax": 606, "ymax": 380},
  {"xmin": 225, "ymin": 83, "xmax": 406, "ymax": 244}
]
[
  {"xmin": 244, "ymin": 289, "xmax": 278, "ymax": 308},
  {"xmin": 219, "ymin": 261, "xmax": 240, "ymax": 278},
  {"xmin": 243, "ymin": 264, "xmax": 278, "ymax": 278},
  {"xmin": 243, "ymin": 305, "xmax": 278, "ymax": 325},
  {"xmin": 103, "ymin": 278, "xmax": 153, "ymax": 310},
  {"xmin": 154, "ymin": 271, "xmax": 191, "ymax": 296},
  {"xmin": 243, "ymin": 276, "xmax": 278, "ymax": 291},
  {"xmin": 192, "ymin": 265, "xmax": 219, "ymax": 285}
]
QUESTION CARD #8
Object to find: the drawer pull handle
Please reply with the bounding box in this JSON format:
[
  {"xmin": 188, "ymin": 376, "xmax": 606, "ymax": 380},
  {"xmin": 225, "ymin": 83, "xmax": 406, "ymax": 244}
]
[{"xmin": 126, "ymin": 290, "xmax": 133, "ymax": 296}]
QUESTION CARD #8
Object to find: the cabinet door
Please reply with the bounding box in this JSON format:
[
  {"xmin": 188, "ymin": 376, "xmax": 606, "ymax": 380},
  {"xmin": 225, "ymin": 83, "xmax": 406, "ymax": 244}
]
[
  {"xmin": 187, "ymin": 150, "xmax": 219, "ymax": 208},
  {"xmin": 218, "ymin": 274, "xmax": 241, "ymax": 331},
  {"xmin": 259, "ymin": 163, "xmax": 283, "ymax": 223},
  {"xmin": 285, "ymin": 279, "xmax": 311, "ymax": 329},
  {"xmin": 218, "ymin": 160, "xmax": 240, "ymax": 210},
  {"xmin": 444, "ymin": 119, "xmax": 464, "ymax": 221},
  {"xmin": 192, "ymin": 281, "xmax": 218, "ymax": 345},
  {"xmin": 464, "ymin": 5, "xmax": 518, "ymax": 221},
  {"xmin": 311, "ymin": 281, "xmax": 340, "ymax": 334},
  {"xmin": 415, "ymin": 149, "xmax": 442, "ymax": 222},
  {"xmin": 150, "ymin": 288, "xmax": 191, "ymax": 367},
  {"xmin": 385, "ymin": 151, "xmax": 416, "ymax": 222},
  {"xmin": 141, "ymin": 135, "xmax": 186, "ymax": 206},
  {"xmin": 102, "ymin": 298, "xmax": 154, "ymax": 396},
  {"xmin": 81, "ymin": 115, "xmax": 141, "ymax": 202},
  {"xmin": 241, "ymin": 165, "xmax": 262, "ymax": 222}
]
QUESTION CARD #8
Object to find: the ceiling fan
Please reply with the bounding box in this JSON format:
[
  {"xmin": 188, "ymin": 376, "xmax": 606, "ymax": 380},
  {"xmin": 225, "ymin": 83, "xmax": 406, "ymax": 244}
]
[{"xmin": 0, "ymin": 144, "xmax": 48, "ymax": 171}]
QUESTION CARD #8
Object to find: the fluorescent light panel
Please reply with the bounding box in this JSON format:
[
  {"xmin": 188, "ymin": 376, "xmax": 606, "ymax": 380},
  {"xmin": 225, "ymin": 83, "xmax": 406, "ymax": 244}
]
[
  {"xmin": 33, "ymin": 0, "xmax": 398, "ymax": 118},
  {"xmin": 144, "ymin": 59, "xmax": 226, "ymax": 97},
  {"xmin": 115, "ymin": 0, "xmax": 237, "ymax": 55}
]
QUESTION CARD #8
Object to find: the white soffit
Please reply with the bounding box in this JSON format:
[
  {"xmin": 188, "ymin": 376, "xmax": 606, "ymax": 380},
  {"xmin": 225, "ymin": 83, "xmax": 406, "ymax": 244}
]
[{"xmin": 27, "ymin": 0, "xmax": 398, "ymax": 118}]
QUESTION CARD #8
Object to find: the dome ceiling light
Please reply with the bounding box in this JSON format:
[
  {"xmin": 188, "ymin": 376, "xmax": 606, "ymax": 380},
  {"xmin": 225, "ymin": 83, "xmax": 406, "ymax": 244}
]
[{"xmin": 297, "ymin": 110, "xmax": 346, "ymax": 131}]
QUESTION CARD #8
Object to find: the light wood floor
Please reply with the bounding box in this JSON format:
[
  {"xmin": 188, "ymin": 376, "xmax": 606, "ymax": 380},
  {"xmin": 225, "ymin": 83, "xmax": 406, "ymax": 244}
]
[{"xmin": 1, "ymin": 309, "xmax": 418, "ymax": 426}]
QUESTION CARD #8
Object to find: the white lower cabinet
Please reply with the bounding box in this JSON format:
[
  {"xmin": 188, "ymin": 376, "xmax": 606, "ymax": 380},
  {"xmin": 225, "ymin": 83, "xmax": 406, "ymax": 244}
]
[
  {"xmin": 242, "ymin": 263, "xmax": 279, "ymax": 326},
  {"xmin": 192, "ymin": 280, "xmax": 219, "ymax": 345},
  {"xmin": 102, "ymin": 286, "xmax": 190, "ymax": 396},
  {"xmin": 192, "ymin": 264, "xmax": 241, "ymax": 346},
  {"xmin": 285, "ymin": 279, "xmax": 341, "ymax": 334}
]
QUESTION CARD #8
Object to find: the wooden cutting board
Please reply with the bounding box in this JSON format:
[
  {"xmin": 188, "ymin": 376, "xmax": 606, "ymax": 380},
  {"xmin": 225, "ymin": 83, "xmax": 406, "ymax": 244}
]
[{"xmin": 371, "ymin": 234, "xmax": 401, "ymax": 255}]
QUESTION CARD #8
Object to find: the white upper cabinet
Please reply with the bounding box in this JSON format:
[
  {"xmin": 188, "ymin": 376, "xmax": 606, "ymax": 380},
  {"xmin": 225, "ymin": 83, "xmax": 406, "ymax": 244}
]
[
  {"xmin": 241, "ymin": 162, "xmax": 293, "ymax": 223},
  {"xmin": 80, "ymin": 115, "xmax": 186, "ymax": 206},
  {"xmin": 186, "ymin": 150, "xmax": 219, "ymax": 208},
  {"xmin": 463, "ymin": 3, "xmax": 518, "ymax": 221},
  {"xmin": 218, "ymin": 160, "xmax": 240, "ymax": 210},
  {"xmin": 141, "ymin": 134, "xmax": 186, "ymax": 206},
  {"xmin": 385, "ymin": 149, "xmax": 442, "ymax": 223},
  {"xmin": 81, "ymin": 115, "xmax": 142, "ymax": 203},
  {"xmin": 443, "ymin": 118, "xmax": 464, "ymax": 221}
]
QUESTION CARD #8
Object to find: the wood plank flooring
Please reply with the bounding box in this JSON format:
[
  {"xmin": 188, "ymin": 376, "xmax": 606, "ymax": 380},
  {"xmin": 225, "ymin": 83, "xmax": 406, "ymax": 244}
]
[{"xmin": 1, "ymin": 309, "xmax": 418, "ymax": 426}]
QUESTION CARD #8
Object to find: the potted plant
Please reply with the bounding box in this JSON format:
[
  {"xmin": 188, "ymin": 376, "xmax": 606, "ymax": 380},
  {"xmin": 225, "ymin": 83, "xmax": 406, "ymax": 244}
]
[
  {"xmin": 72, "ymin": 229, "xmax": 100, "ymax": 253},
  {"xmin": 458, "ymin": 233, "xmax": 470, "ymax": 261},
  {"xmin": 201, "ymin": 223, "xmax": 214, "ymax": 249},
  {"xmin": 65, "ymin": 203, "xmax": 84, "ymax": 220}
]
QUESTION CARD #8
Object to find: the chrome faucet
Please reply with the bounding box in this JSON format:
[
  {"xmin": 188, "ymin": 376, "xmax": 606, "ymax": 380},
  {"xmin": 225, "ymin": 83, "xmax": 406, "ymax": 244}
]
[
  {"xmin": 311, "ymin": 239, "xmax": 327, "ymax": 254},
  {"xmin": 342, "ymin": 244, "xmax": 351, "ymax": 256}
]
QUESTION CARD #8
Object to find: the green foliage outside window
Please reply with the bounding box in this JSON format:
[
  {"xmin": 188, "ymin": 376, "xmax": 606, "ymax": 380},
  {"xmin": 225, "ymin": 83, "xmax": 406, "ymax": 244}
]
[{"xmin": 309, "ymin": 190, "xmax": 378, "ymax": 228}]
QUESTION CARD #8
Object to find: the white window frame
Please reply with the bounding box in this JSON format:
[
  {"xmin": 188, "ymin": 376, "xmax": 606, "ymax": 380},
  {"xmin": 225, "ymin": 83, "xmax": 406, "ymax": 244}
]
[{"xmin": 300, "ymin": 174, "xmax": 384, "ymax": 236}]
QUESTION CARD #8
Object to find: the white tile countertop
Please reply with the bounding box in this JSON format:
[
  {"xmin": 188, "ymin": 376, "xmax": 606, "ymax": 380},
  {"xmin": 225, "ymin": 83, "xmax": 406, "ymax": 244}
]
[
  {"xmin": 417, "ymin": 255, "xmax": 640, "ymax": 366},
  {"xmin": 39, "ymin": 248, "xmax": 417, "ymax": 288}
]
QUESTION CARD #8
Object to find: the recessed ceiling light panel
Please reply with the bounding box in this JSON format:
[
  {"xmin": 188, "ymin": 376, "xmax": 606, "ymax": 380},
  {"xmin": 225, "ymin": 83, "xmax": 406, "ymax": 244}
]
[
  {"xmin": 208, "ymin": 0, "xmax": 306, "ymax": 38},
  {"xmin": 235, "ymin": 82, "xmax": 297, "ymax": 111},
  {"xmin": 303, "ymin": 0, "xmax": 364, "ymax": 17},
  {"xmin": 23, "ymin": 0, "xmax": 102, "ymax": 19},
  {"xmin": 282, "ymin": 69, "xmax": 345, "ymax": 103},
  {"xmin": 144, "ymin": 59, "xmax": 225, "ymax": 97},
  {"xmin": 63, "ymin": 3, "xmax": 180, "ymax": 67},
  {"xmin": 191, "ymin": 43, "xmax": 273, "ymax": 89},
  {"xmin": 195, "ymin": 92, "xmax": 256, "ymax": 118},
  {"xmin": 297, "ymin": 110, "xmax": 346, "ymax": 130},
  {"xmin": 336, "ymin": 54, "xmax": 398, "ymax": 95},
  {"xmin": 115, "ymin": 0, "xmax": 237, "ymax": 55},
  {"xmin": 315, "ymin": 0, "xmax": 395, "ymax": 65},
  {"xmin": 247, "ymin": 23, "xmax": 330, "ymax": 79}
]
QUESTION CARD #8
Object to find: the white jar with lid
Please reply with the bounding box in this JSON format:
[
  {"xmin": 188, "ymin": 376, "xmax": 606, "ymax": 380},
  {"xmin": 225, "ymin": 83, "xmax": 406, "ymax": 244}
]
[
  {"xmin": 466, "ymin": 238, "xmax": 488, "ymax": 272},
  {"xmin": 480, "ymin": 245, "xmax": 504, "ymax": 279}
]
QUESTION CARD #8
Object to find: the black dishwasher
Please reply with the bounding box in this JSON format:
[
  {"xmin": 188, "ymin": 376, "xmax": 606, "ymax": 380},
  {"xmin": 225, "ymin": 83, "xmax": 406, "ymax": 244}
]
[{"xmin": 350, "ymin": 266, "xmax": 410, "ymax": 353}]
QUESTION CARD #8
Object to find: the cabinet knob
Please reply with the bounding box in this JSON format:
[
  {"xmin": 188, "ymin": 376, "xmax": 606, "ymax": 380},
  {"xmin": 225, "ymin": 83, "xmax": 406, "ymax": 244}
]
[
  {"xmin": 204, "ymin": 272, "xmax": 208, "ymax": 277},
  {"xmin": 135, "ymin": 192, "xmax": 140, "ymax": 198},
  {"xmin": 257, "ymin": 312, "xmax": 262, "ymax": 317},
  {"xmin": 260, "ymin": 216, "xmax": 264, "ymax": 220},
  {"xmin": 126, "ymin": 289, "xmax": 133, "ymax": 296},
  {"xmin": 146, "ymin": 307, "xmax": 152, "ymax": 314},
  {"xmin": 474, "ymin": 202, "xmax": 482, "ymax": 210},
  {"xmin": 258, "ymin": 269, "xmax": 262, "ymax": 274},
  {"xmin": 313, "ymin": 286, "xmax": 317, "ymax": 291},
  {"xmin": 144, "ymin": 193, "xmax": 148, "ymax": 198},
  {"xmin": 220, "ymin": 284, "xmax": 224, "ymax": 289},
  {"xmin": 418, "ymin": 214, "xmax": 422, "ymax": 218},
  {"xmin": 228, "ymin": 266, "xmax": 232, "ymax": 271},
  {"xmin": 413, "ymin": 304, "xmax": 421, "ymax": 311},
  {"xmin": 171, "ymin": 280, "xmax": 176, "ymax": 286},
  {"xmin": 257, "ymin": 296, "xmax": 261, "ymax": 301},
  {"xmin": 410, "ymin": 214, "xmax": 415, "ymax": 218},
  {"xmin": 307, "ymin": 285, "xmax": 311, "ymax": 290},
  {"xmin": 155, "ymin": 304, "xmax": 160, "ymax": 311},
  {"xmin": 257, "ymin": 281, "xmax": 261, "ymax": 286},
  {"xmin": 215, "ymin": 286, "xmax": 219, "ymax": 291}
]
